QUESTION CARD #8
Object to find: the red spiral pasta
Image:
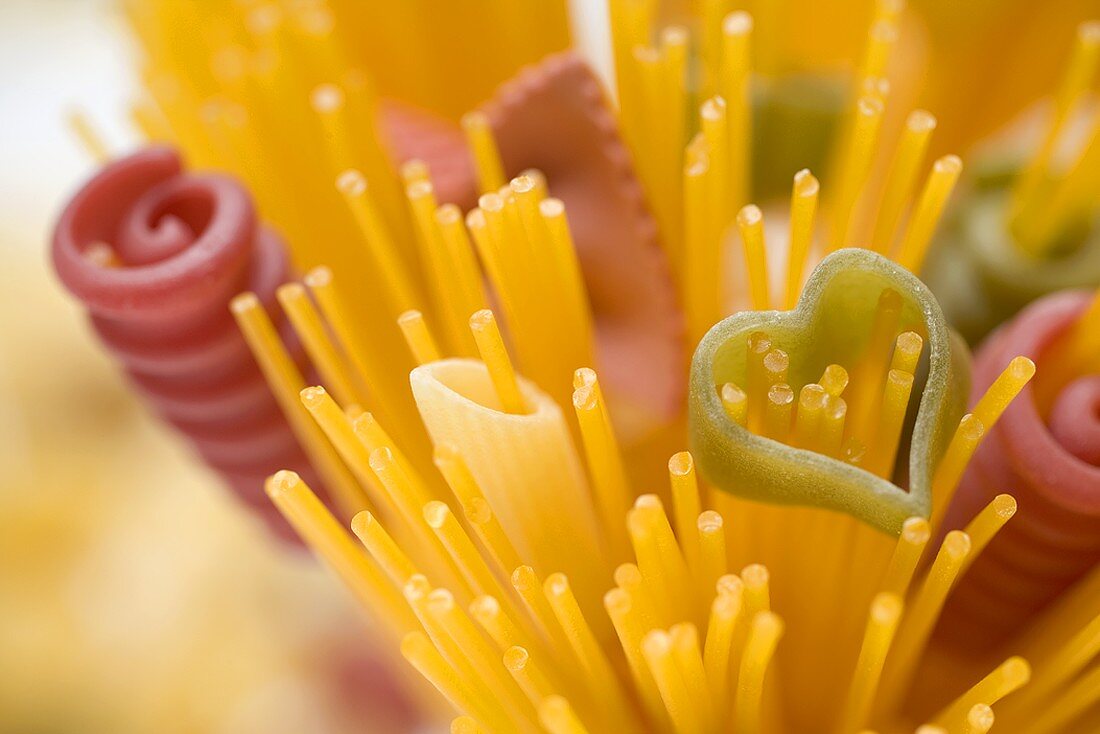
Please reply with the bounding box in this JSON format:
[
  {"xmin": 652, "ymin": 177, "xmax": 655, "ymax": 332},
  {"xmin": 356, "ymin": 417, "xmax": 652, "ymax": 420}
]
[
  {"xmin": 939, "ymin": 290, "xmax": 1100, "ymax": 648},
  {"xmin": 52, "ymin": 146, "xmax": 319, "ymax": 540}
]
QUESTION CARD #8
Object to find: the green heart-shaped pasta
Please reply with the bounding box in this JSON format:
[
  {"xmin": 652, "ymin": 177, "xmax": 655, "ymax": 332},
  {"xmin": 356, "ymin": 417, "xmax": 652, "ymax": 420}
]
[{"xmin": 689, "ymin": 248, "xmax": 971, "ymax": 535}]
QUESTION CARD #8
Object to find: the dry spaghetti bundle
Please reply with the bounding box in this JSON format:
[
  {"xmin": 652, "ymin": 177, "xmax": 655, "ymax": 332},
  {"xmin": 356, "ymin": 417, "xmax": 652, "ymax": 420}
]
[
  {"xmin": 256, "ymin": 255, "xmax": 1093, "ymax": 731},
  {"xmin": 228, "ymin": 148, "xmax": 1093, "ymax": 732}
]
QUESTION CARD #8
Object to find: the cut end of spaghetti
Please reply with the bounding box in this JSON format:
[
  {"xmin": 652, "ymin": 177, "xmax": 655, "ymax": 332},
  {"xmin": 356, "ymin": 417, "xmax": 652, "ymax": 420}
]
[
  {"xmin": 229, "ymin": 291, "xmax": 261, "ymax": 314},
  {"xmin": 335, "ymin": 169, "xmax": 366, "ymax": 197},
  {"xmin": 793, "ymin": 169, "xmax": 820, "ymax": 197},
  {"xmin": 723, "ymin": 10, "xmax": 753, "ymax": 35},
  {"xmin": 265, "ymin": 470, "xmax": 300, "ymax": 500}
]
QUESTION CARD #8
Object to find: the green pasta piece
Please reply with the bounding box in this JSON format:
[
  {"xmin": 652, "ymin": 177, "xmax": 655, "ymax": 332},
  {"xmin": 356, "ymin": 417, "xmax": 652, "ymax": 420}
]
[
  {"xmin": 922, "ymin": 184, "xmax": 1100, "ymax": 345},
  {"xmin": 689, "ymin": 248, "xmax": 971, "ymax": 536}
]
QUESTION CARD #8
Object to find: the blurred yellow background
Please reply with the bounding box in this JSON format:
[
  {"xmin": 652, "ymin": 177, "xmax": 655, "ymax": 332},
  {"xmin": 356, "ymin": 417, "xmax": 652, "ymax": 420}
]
[{"xmin": 0, "ymin": 3, "xmax": 397, "ymax": 732}]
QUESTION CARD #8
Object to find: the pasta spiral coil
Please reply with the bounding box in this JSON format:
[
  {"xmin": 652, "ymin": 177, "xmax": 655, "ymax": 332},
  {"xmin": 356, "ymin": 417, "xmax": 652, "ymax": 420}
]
[
  {"xmin": 52, "ymin": 146, "xmax": 320, "ymax": 539},
  {"xmin": 940, "ymin": 290, "xmax": 1100, "ymax": 647}
]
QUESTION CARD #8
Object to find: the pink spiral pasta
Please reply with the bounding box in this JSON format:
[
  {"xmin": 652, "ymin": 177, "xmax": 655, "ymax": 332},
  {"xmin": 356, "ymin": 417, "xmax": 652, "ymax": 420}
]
[
  {"xmin": 939, "ymin": 290, "xmax": 1100, "ymax": 648},
  {"xmin": 52, "ymin": 146, "xmax": 319, "ymax": 540}
]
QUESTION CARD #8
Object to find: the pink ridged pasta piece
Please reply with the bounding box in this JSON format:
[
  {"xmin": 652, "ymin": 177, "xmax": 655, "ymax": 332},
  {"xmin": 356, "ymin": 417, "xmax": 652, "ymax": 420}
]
[
  {"xmin": 52, "ymin": 146, "xmax": 321, "ymax": 541},
  {"xmin": 380, "ymin": 51, "xmax": 685, "ymax": 440},
  {"xmin": 939, "ymin": 290, "xmax": 1100, "ymax": 648}
]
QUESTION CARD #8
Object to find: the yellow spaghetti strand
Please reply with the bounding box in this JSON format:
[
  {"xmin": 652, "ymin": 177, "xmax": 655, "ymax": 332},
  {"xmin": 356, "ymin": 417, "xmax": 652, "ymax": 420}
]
[
  {"xmin": 848, "ymin": 288, "xmax": 902, "ymax": 443},
  {"xmin": 426, "ymin": 588, "xmax": 539, "ymax": 729},
  {"xmin": 398, "ymin": 309, "xmax": 443, "ymax": 365},
  {"xmin": 859, "ymin": 19, "xmax": 898, "ymax": 82},
  {"xmin": 871, "ymin": 111, "xmax": 937, "ymax": 254},
  {"xmin": 312, "ymin": 83, "xmax": 358, "ymax": 174},
  {"xmin": 933, "ymin": 657, "xmax": 1031, "ymax": 731},
  {"xmin": 503, "ymin": 646, "xmax": 554, "ymax": 706},
  {"xmin": 544, "ymin": 573, "xmax": 640, "ymax": 730},
  {"xmin": 704, "ymin": 577, "xmax": 744, "ymax": 704},
  {"xmin": 742, "ymin": 564, "xmax": 771, "ymax": 618},
  {"xmin": 232, "ymin": 294, "xmax": 367, "ymax": 518},
  {"xmin": 512, "ymin": 566, "xmax": 576, "ymax": 663},
  {"xmin": 336, "ymin": 169, "xmax": 419, "ymax": 312},
  {"xmin": 303, "ymin": 265, "xmax": 411, "ymax": 442},
  {"xmin": 894, "ymin": 155, "xmax": 963, "ymax": 272},
  {"xmin": 890, "ymin": 332, "xmax": 924, "ymax": 375},
  {"xmin": 1026, "ymin": 663, "xmax": 1100, "ymax": 734},
  {"xmin": 629, "ymin": 495, "xmax": 695, "ymax": 625},
  {"xmin": 837, "ymin": 593, "xmax": 904, "ymax": 734},
  {"xmin": 573, "ymin": 372, "xmax": 632, "ymax": 562},
  {"xmin": 737, "ymin": 204, "xmax": 771, "ymax": 310},
  {"xmin": 435, "ymin": 203, "xmax": 490, "ymax": 330},
  {"xmin": 401, "ymin": 159, "xmax": 431, "ymax": 187},
  {"xmin": 821, "ymin": 396, "xmax": 849, "ymax": 459},
  {"xmin": 1035, "ymin": 284, "xmax": 1100, "ymax": 411},
  {"xmin": 820, "ymin": 364, "xmax": 850, "ymax": 398},
  {"xmin": 970, "ymin": 356, "xmax": 1037, "ymax": 431},
  {"xmin": 763, "ymin": 383, "xmax": 795, "ymax": 443},
  {"xmin": 669, "ymin": 452, "xmax": 702, "ymax": 575},
  {"xmin": 462, "ymin": 111, "xmax": 506, "ymax": 194},
  {"xmin": 735, "ymin": 611, "xmax": 784, "ymax": 734},
  {"xmin": 829, "ymin": 96, "xmax": 885, "ymax": 251},
  {"xmin": 369, "ymin": 447, "xmax": 469, "ymax": 593},
  {"xmin": 538, "ymin": 696, "xmax": 591, "ymax": 734},
  {"xmin": 721, "ymin": 11, "xmax": 753, "ymax": 211},
  {"xmin": 929, "ymin": 414, "xmax": 986, "ymax": 532},
  {"xmin": 764, "ymin": 349, "xmax": 790, "ymax": 393},
  {"xmin": 880, "ymin": 517, "xmax": 932, "ymax": 598},
  {"xmin": 424, "ymin": 500, "xmax": 502, "ymax": 599},
  {"xmin": 265, "ymin": 471, "xmax": 416, "ymax": 637},
  {"xmin": 604, "ymin": 587, "xmax": 669, "ymax": 729},
  {"xmin": 878, "ymin": 531, "xmax": 972, "ymax": 715},
  {"xmin": 541, "ymin": 198, "xmax": 596, "ymax": 353},
  {"xmin": 434, "ymin": 446, "xmax": 524, "ymax": 580},
  {"xmin": 964, "ymin": 705, "xmax": 995, "ymax": 734},
  {"xmin": 701, "ymin": 96, "xmax": 731, "ymax": 237},
  {"xmin": 867, "ymin": 369, "xmax": 914, "ymax": 477},
  {"xmin": 1005, "ymin": 612, "xmax": 1100, "ymax": 724},
  {"xmin": 469, "ymin": 309, "xmax": 527, "ymax": 414},
  {"xmin": 614, "ymin": 563, "xmax": 659, "ymax": 631},
  {"xmin": 933, "ymin": 358, "xmax": 1029, "ymax": 528},
  {"xmin": 792, "ymin": 384, "xmax": 828, "ymax": 452},
  {"xmin": 670, "ymin": 623, "xmax": 714, "ymax": 729},
  {"xmin": 1022, "ymin": 108, "xmax": 1100, "ymax": 251},
  {"xmin": 721, "ymin": 383, "xmax": 749, "ymax": 427},
  {"xmin": 401, "ymin": 631, "xmax": 511, "ymax": 733},
  {"xmin": 697, "ymin": 511, "xmax": 728, "ymax": 601},
  {"xmin": 298, "ymin": 386, "xmax": 388, "ymax": 512},
  {"xmin": 959, "ymin": 494, "xmax": 1017, "ymax": 573},
  {"xmin": 351, "ymin": 510, "xmax": 418, "ymax": 586},
  {"xmin": 683, "ymin": 154, "xmax": 719, "ymax": 344},
  {"xmin": 277, "ymin": 282, "xmax": 365, "ymax": 409},
  {"xmin": 786, "ymin": 169, "xmax": 819, "ymax": 309},
  {"xmin": 407, "ymin": 181, "xmax": 477, "ymax": 355},
  {"xmin": 451, "ymin": 715, "xmax": 484, "ymax": 734},
  {"xmin": 643, "ymin": 629, "xmax": 704, "ymax": 734}
]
